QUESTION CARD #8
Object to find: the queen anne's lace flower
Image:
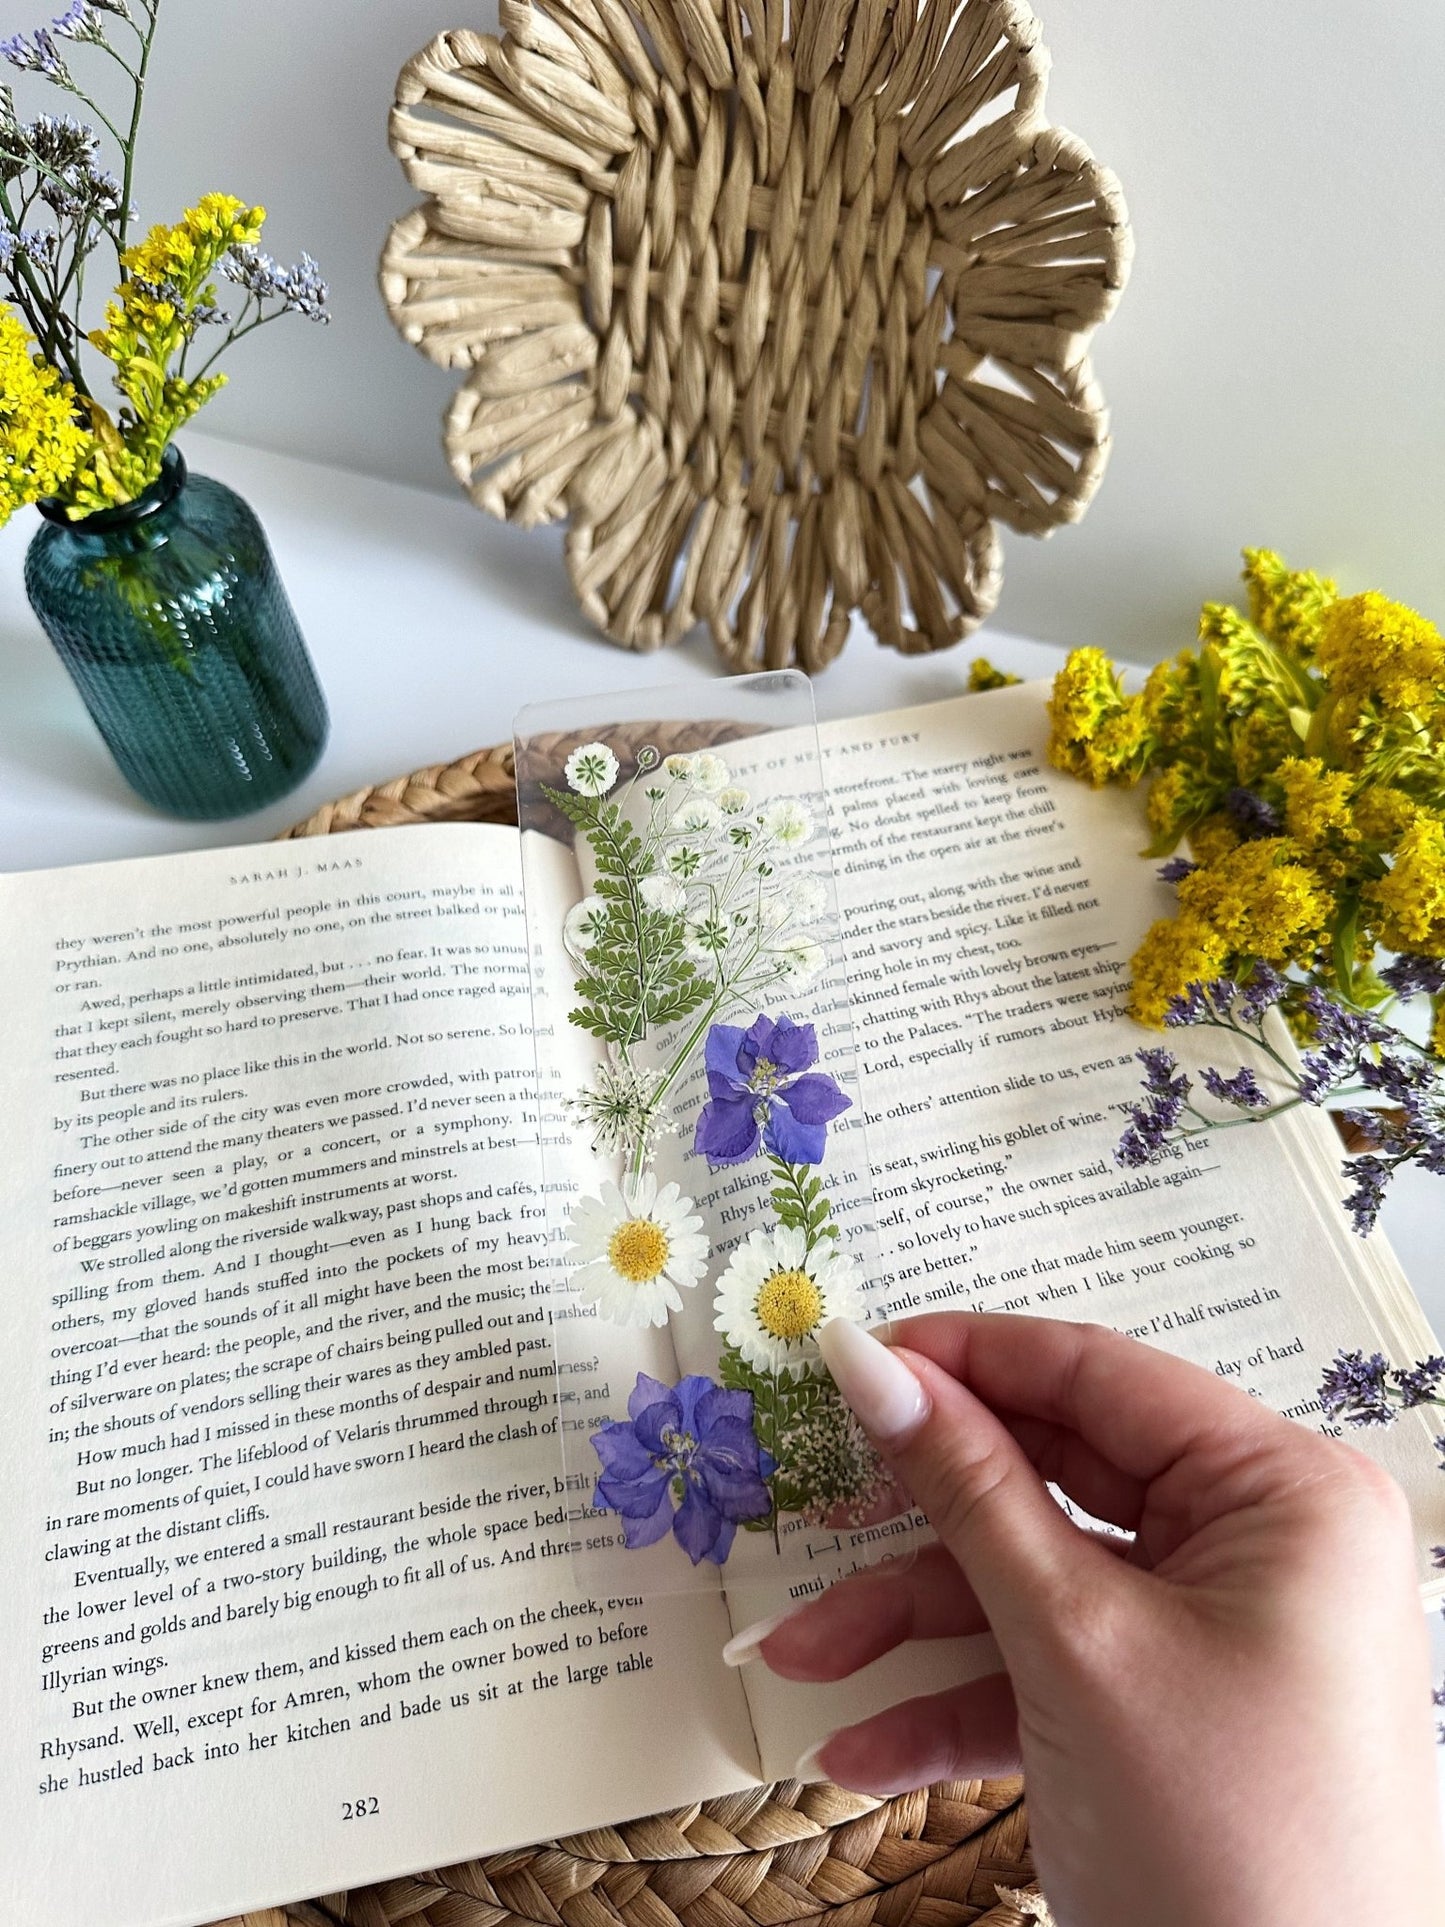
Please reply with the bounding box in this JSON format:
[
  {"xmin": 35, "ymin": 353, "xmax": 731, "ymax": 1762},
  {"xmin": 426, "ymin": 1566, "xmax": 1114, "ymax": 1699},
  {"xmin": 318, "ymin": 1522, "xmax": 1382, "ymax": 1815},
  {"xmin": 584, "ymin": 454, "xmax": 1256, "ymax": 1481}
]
[
  {"xmin": 564, "ymin": 741, "xmax": 619, "ymax": 797},
  {"xmin": 386, "ymin": 4, "xmax": 1130, "ymax": 670}
]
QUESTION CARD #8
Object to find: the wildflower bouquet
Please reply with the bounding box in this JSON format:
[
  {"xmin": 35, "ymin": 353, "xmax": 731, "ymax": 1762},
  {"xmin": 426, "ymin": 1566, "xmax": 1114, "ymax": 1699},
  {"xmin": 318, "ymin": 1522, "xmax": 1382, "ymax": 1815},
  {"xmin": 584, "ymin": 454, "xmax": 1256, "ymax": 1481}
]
[
  {"xmin": 0, "ymin": 0, "xmax": 327, "ymax": 525},
  {"xmin": 536, "ymin": 727, "xmax": 903, "ymax": 1575},
  {"xmin": 1046, "ymin": 550, "xmax": 1445, "ymax": 1234}
]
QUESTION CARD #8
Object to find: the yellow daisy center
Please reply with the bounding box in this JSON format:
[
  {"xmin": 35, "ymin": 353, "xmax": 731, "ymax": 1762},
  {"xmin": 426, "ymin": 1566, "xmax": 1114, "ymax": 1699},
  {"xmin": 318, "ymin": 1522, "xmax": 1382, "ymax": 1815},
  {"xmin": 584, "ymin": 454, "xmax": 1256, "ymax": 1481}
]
[
  {"xmin": 609, "ymin": 1217, "xmax": 669, "ymax": 1283},
  {"xmin": 756, "ymin": 1267, "xmax": 824, "ymax": 1341}
]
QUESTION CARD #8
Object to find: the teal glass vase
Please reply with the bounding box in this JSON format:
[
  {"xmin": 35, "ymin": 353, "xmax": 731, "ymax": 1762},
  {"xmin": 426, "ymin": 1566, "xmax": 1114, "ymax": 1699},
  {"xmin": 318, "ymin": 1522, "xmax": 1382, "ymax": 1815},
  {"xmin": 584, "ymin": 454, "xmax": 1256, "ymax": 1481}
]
[{"xmin": 24, "ymin": 446, "xmax": 327, "ymax": 819}]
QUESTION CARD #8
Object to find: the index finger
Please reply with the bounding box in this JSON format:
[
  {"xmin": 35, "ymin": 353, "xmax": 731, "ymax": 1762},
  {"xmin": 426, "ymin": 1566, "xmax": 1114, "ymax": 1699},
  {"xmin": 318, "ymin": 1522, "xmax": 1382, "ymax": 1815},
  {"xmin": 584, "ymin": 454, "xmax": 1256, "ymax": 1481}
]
[{"xmin": 889, "ymin": 1311, "xmax": 1303, "ymax": 1488}]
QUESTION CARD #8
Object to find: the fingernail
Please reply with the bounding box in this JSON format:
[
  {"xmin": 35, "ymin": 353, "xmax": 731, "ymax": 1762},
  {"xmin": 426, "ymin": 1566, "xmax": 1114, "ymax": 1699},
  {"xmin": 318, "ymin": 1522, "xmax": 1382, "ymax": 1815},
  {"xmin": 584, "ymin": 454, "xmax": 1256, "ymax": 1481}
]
[
  {"xmin": 721, "ymin": 1610, "xmax": 793, "ymax": 1668},
  {"xmin": 794, "ymin": 1736, "xmax": 835, "ymax": 1784},
  {"xmin": 817, "ymin": 1318, "xmax": 930, "ymax": 1444}
]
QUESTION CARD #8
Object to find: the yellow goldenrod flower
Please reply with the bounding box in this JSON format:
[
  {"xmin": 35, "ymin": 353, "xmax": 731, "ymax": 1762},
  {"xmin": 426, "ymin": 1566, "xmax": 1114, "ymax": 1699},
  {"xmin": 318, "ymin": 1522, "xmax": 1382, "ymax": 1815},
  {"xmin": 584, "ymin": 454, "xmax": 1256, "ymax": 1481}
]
[
  {"xmin": 1368, "ymin": 816, "xmax": 1445, "ymax": 952},
  {"xmin": 1128, "ymin": 915, "xmax": 1231, "ymax": 1028},
  {"xmin": 1144, "ymin": 759, "xmax": 1219, "ymax": 849},
  {"xmin": 1277, "ymin": 757, "xmax": 1356, "ymax": 850},
  {"xmin": 1187, "ymin": 813, "xmax": 1243, "ymax": 866},
  {"xmin": 967, "ymin": 657, "xmax": 1021, "ymax": 693},
  {"xmin": 0, "ymin": 307, "xmax": 89, "ymax": 524},
  {"xmin": 1242, "ymin": 548, "xmax": 1336, "ymax": 660},
  {"xmin": 1046, "ymin": 647, "xmax": 1151, "ymax": 786},
  {"xmin": 1316, "ymin": 591, "xmax": 1445, "ymax": 720},
  {"xmin": 1351, "ymin": 784, "xmax": 1421, "ymax": 850},
  {"xmin": 1141, "ymin": 651, "xmax": 1203, "ymax": 754},
  {"xmin": 1176, "ymin": 838, "xmax": 1333, "ymax": 966}
]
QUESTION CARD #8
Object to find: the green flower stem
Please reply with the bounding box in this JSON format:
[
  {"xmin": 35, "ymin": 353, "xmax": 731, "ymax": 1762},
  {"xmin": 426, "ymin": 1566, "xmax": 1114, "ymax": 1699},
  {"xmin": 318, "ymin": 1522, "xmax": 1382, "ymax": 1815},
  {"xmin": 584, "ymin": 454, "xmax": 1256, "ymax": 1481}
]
[
  {"xmin": 0, "ymin": 182, "xmax": 88, "ymax": 388},
  {"xmin": 116, "ymin": 0, "xmax": 160, "ymax": 264}
]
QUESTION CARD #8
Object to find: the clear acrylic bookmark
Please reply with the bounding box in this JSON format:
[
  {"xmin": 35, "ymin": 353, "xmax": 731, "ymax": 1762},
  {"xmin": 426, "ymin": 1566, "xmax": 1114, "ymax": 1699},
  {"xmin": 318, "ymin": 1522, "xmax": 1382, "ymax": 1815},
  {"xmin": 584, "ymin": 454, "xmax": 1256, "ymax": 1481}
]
[{"xmin": 514, "ymin": 671, "xmax": 924, "ymax": 1599}]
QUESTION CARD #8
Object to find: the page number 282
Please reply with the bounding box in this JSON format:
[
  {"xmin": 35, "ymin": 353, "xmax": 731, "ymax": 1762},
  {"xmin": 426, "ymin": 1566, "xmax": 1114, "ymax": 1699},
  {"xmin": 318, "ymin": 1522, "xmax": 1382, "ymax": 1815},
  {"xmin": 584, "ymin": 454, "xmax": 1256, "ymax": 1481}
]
[{"xmin": 342, "ymin": 1797, "xmax": 380, "ymax": 1820}]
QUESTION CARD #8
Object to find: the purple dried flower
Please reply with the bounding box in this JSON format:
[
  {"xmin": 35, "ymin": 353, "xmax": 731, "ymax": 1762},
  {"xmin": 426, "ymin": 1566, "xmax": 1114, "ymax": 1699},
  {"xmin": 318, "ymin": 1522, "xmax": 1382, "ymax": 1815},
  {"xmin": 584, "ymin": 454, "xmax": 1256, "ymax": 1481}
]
[
  {"xmin": 222, "ymin": 244, "xmax": 331, "ymax": 322},
  {"xmin": 694, "ymin": 1014, "xmax": 851, "ymax": 1166},
  {"xmin": 1163, "ymin": 982, "xmax": 1210, "ymax": 1027},
  {"xmin": 1201, "ymin": 1064, "xmax": 1270, "ymax": 1109},
  {"xmin": 1341, "ymin": 1156, "xmax": 1393, "ymax": 1237},
  {"xmin": 1318, "ymin": 1348, "xmax": 1394, "ymax": 1424},
  {"xmin": 49, "ymin": 1, "xmax": 104, "ymax": 42},
  {"xmin": 591, "ymin": 1372, "xmax": 775, "ymax": 1564},
  {"xmin": 1115, "ymin": 1050, "xmax": 1192, "ymax": 1167},
  {"xmin": 1381, "ymin": 954, "xmax": 1445, "ymax": 999},
  {"xmin": 1393, "ymin": 1357, "xmax": 1445, "ymax": 1409},
  {"xmin": 0, "ymin": 27, "xmax": 69, "ymax": 78},
  {"xmin": 1236, "ymin": 964, "xmax": 1289, "ymax": 1025},
  {"xmin": 1157, "ymin": 856, "xmax": 1198, "ymax": 884},
  {"xmin": 1224, "ymin": 786, "xmax": 1283, "ymax": 839}
]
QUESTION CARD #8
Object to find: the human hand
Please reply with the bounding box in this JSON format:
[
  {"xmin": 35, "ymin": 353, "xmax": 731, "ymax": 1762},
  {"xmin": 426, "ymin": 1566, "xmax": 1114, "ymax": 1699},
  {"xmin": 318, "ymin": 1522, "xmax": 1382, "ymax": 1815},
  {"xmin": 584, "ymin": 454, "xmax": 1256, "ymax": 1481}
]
[{"xmin": 726, "ymin": 1313, "xmax": 1445, "ymax": 1927}]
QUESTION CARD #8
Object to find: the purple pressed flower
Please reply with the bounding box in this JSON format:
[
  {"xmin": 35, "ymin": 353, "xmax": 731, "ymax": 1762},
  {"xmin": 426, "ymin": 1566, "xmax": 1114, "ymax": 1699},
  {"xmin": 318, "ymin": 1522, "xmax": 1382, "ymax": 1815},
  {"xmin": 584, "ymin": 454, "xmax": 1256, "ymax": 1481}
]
[
  {"xmin": 591, "ymin": 1372, "xmax": 776, "ymax": 1564},
  {"xmin": 1381, "ymin": 954, "xmax": 1445, "ymax": 999},
  {"xmin": 1163, "ymin": 982, "xmax": 1210, "ymax": 1028},
  {"xmin": 1115, "ymin": 1053, "xmax": 1191, "ymax": 1168},
  {"xmin": 1393, "ymin": 1357, "xmax": 1445, "ymax": 1409},
  {"xmin": 1341, "ymin": 1156, "xmax": 1393, "ymax": 1237},
  {"xmin": 1156, "ymin": 856, "xmax": 1198, "ymax": 884},
  {"xmin": 1318, "ymin": 1347, "xmax": 1394, "ymax": 1424},
  {"xmin": 1201, "ymin": 1064, "xmax": 1270, "ymax": 1109},
  {"xmin": 693, "ymin": 1014, "xmax": 851, "ymax": 1166}
]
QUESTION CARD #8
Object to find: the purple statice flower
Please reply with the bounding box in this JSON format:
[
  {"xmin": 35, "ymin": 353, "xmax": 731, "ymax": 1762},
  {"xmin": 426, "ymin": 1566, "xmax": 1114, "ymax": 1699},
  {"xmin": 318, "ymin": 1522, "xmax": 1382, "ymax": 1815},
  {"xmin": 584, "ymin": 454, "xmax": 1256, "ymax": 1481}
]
[
  {"xmin": 0, "ymin": 27, "xmax": 69, "ymax": 78},
  {"xmin": 1163, "ymin": 981, "xmax": 1211, "ymax": 1028},
  {"xmin": 49, "ymin": 2, "xmax": 104, "ymax": 43},
  {"xmin": 1318, "ymin": 1348, "xmax": 1394, "ymax": 1425},
  {"xmin": 1393, "ymin": 1357, "xmax": 1445, "ymax": 1409},
  {"xmin": 1201, "ymin": 1064, "xmax": 1270, "ymax": 1109},
  {"xmin": 693, "ymin": 1014, "xmax": 850, "ymax": 1166},
  {"xmin": 1381, "ymin": 954, "xmax": 1445, "ymax": 999},
  {"xmin": 1116, "ymin": 1048, "xmax": 1191, "ymax": 1168},
  {"xmin": 1224, "ymin": 786, "xmax": 1283, "ymax": 839},
  {"xmin": 1336, "ymin": 1106, "xmax": 1387, "ymax": 1146},
  {"xmin": 1433, "ymin": 1549, "xmax": 1445, "ymax": 1573},
  {"xmin": 591, "ymin": 1372, "xmax": 775, "ymax": 1564},
  {"xmin": 1236, "ymin": 964, "xmax": 1289, "ymax": 1025},
  {"xmin": 1341, "ymin": 1155, "xmax": 1393, "ymax": 1236},
  {"xmin": 222, "ymin": 244, "xmax": 331, "ymax": 323},
  {"xmin": 1156, "ymin": 856, "xmax": 1198, "ymax": 884}
]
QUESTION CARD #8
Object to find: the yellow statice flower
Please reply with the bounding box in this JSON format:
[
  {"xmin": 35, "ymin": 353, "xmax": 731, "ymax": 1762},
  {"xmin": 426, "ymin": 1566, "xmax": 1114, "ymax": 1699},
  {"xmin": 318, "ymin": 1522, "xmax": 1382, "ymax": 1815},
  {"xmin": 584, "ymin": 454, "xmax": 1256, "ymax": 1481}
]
[
  {"xmin": 1175, "ymin": 838, "xmax": 1333, "ymax": 966},
  {"xmin": 967, "ymin": 657, "xmax": 1021, "ymax": 692},
  {"xmin": 1315, "ymin": 591, "xmax": 1445, "ymax": 720},
  {"xmin": 1242, "ymin": 547, "xmax": 1336, "ymax": 660},
  {"xmin": 1128, "ymin": 916, "xmax": 1231, "ymax": 1027},
  {"xmin": 1368, "ymin": 816, "xmax": 1445, "ymax": 952},
  {"xmin": 1046, "ymin": 647, "xmax": 1151, "ymax": 786},
  {"xmin": 0, "ymin": 308, "xmax": 88, "ymax": 524}
]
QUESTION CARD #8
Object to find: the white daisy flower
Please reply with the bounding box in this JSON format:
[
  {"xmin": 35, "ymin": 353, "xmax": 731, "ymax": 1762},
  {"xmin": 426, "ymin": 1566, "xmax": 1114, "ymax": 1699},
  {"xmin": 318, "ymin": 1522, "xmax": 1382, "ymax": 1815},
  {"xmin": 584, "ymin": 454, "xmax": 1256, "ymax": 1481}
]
[
  {"xmin": 760, "ymin": 798, "xmax": 813, "ymax": 846},
  {"xmin": 691, "ymin": 752, "xmax": 730, "ymax": 793},
  {"xmin": 718, "ymin": 785, "xmax": 751, "ymax": 814},
  {"xmin": 713, "ymin": 1227, "xmax": 864, "ymax": 1377},
  {"xmin": 563, "ymin": 894, "xmax": 609, "ymax": 957},
  {"xmin": 639, "ymin": 873, "xmax": 685, "ymax": 914},
  {"xmin": 566, "ymin": 1174, "xmax": 708, "ymax": 1328},
  {"xmin": 672, "ymin": 794, "xmax": 722, "ymax": 835},
  {"xmin": 565, "ymin": 741, "xmax": 619, "ymax": 797}
]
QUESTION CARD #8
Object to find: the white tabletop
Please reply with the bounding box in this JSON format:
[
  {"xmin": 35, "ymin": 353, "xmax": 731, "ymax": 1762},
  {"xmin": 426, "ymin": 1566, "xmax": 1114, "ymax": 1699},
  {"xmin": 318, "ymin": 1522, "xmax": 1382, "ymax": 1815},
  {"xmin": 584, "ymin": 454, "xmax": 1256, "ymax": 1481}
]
[{"xmin": 3, "ymin": 430, "xmax": 1442, "ymax": 1779}]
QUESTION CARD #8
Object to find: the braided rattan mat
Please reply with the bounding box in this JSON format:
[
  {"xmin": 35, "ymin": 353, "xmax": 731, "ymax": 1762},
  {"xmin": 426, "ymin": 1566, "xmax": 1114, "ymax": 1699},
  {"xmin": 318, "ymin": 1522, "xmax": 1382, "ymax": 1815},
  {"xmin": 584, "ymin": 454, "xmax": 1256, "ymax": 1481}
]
[{"xmin": 219, "ymin": 746, "xmax": 1040, "ymax": 1927}]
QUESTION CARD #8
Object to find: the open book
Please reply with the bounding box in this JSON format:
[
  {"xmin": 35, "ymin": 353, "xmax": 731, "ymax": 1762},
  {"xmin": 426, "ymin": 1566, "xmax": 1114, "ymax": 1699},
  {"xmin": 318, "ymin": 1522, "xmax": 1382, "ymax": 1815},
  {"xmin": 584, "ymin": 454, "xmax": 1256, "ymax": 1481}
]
[{"xmin": 3, "ymin": 683, "xmax": 1440, "ymax": 1927}]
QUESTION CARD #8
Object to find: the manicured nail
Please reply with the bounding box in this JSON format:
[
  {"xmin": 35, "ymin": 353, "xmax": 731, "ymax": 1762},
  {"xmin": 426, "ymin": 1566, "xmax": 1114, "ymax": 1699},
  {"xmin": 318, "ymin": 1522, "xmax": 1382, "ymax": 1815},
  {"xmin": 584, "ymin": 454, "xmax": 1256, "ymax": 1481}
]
[
  {"xmin": 794, "ymin": 1736, "xmax": 835, "ymax": 1784},
  {"xmin": 722, "ymin": 1610, "xmax": 793, "ymax": 1667},
  {"xmin": 817, "ymin": 1318, "xmax": 930, "ymax": 1443}
]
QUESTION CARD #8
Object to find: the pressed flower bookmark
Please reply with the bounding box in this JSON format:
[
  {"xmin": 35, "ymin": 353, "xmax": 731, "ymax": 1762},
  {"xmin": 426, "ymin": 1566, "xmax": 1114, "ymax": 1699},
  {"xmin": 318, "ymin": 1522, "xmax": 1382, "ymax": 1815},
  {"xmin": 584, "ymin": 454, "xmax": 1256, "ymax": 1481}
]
[{"xmin": 514, "ymin": 673, "xmax": 924, "ymax": 1598}]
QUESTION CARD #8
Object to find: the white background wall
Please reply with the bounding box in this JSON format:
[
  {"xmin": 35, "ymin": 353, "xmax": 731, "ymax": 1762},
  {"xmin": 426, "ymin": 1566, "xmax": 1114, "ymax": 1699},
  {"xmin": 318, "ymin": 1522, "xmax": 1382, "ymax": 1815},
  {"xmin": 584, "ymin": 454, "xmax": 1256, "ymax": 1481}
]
[{"xmin": 84, "ymin": 0, "xmax": 1445, "ymax": 658}]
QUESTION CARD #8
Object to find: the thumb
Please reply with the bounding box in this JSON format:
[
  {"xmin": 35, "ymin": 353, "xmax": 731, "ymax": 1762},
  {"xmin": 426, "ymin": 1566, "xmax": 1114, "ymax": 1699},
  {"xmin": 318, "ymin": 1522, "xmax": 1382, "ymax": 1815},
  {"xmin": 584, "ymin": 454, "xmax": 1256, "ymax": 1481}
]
[{"xmin": 817, "ymin": 1318, "xmax": 1103, "ymax": 1636}]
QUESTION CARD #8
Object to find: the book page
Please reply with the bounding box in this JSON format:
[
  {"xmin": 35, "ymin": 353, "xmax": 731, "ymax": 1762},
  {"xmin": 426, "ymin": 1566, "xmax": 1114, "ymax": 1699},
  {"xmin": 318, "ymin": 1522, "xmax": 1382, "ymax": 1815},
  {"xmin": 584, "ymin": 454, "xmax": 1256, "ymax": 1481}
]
[
  {"xmin": 0, "ymin": 825, "xmax": 757, "ymax": 1927},
  {"xmin": 706, "ymin": 685, "xmax": 1445, "ymax": 1779}
]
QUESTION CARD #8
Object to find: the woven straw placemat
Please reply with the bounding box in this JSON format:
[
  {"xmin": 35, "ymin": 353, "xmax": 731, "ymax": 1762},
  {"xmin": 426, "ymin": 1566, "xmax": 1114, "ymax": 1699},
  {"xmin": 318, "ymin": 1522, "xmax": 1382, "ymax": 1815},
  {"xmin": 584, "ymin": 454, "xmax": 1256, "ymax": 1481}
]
[{"xmin": 204, "ymin": 745, "xmax": 1040, "ymax": 1927}]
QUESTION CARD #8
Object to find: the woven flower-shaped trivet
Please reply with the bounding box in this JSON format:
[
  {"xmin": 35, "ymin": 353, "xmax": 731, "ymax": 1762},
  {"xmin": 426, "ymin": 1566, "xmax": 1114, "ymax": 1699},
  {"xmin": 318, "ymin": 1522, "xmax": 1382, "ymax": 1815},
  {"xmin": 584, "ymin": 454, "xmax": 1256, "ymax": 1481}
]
[{"xmin": 382, "ymin": 0, "xmax": 1131, "ymax": 672}]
